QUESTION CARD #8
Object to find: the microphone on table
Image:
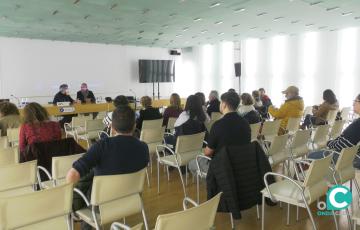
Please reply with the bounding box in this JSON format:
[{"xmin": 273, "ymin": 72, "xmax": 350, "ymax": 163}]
[
  {"xmin": 129, "ymin": 89, "xmax": 137, "ymax": 110},
  {"xmin": 10, "ymin": 94, "xmax": 20, "ymax": 107}
]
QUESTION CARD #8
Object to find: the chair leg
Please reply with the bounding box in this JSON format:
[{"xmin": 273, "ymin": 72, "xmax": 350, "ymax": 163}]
[
  {"xmin": 345, "ymin": 208, "xmax": 352, "ymax": 230},
  {"xmin": 296, "ymin": 206, "xmax": 299, "ymax": 222},
  {"xmin": 141, "ymin": 199, "xmax": 149, "ymax": 230},
  {"xmin": 261, "ymin": 195, "xmax": 265, "ymax": 230},
  {"xmin": 157, "ymin": 161, "xmax": 160, "ymax": 194},
  {"xmin": 176, "ymin": 166, "xmax": 187, "ymax": 197},
  {"xmin": 185, "ymin": 165, "xmax": 188, "ymax": 186},
  {"xmin": 145, "ymin": 168, "xmax": 150, "ymax": 188},
  {"xmin": 256, "ymin": 205, "xmax": 260, "ymax": 220},
  {"xmin": 166, "ymin": 166, "xmax": 170, "ymax": 181},
  {"xmin": 304, "ymin": 203, "xmax": 317, "ymax": 230},
  {"xmin": 332, "ymin": 210, "xmax": 339, "ymax": 230},
  {"xmin": 197, "ymin": 173, "xmax": 200, "ymax": 204},
  {"xmin": 353, "ymin": 179, "xmax": 360, "ymax": 198},
  {"xmin": 230, "ymin": 213, "xmax": 234, "ymax": 230},
  {"xmin": 286, "ymin": 203, "xmax": 290, "ymax": 225}
]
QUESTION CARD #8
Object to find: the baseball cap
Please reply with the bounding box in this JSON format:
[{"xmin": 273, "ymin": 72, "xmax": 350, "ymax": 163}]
[{"xmin": 282, "ymin": 86, "xmax": 299, "ymax": 95}]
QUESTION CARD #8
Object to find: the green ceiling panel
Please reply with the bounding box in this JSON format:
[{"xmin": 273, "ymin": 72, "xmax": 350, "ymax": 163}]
[{"xmin": 0, "ymin": 0, "xmax": 359, "ymax": 47}]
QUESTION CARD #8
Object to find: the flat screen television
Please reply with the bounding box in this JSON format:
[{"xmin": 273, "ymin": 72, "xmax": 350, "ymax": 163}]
[{"xmin": 139, "ymin": 59, "xmax": 175, "ymax": 83}]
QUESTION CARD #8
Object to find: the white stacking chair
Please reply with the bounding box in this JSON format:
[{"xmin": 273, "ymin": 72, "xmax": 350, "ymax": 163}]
[
  {"xmin": 195, "ymin": 155, "xmax": 212, "ymax": 203},
  {"xmin": 111, "ymin": 223, "xmax": 143, "ymax": 230},
  {"xmin": 0, "ymin": 183, "xmax": 73, "ymax": 230},
  {"xmin": 64, "ymin": 116, "xmax": 92, "ymax": 139},
  {"xmin": 38, "ymin": 153, "xmax": 85, "ymax": 189},
  {"xmin": 0, "ymin": 147, "xmax": 19, "ymax": 166},
  {"xmin": 285, "ymin": 117, "xmax": 301, "ymax": 135},
  {"xmin": 140, "ymin": 127, "xmax": 165, "ymax": 174},
  {"xmin": 76, "ymin": 119, "xmax": 105, "ymax": 148},
  {"xmin": 0, "ymin": 161, "xmax": 37, "ymax": 197},
  {"xmin": 142, "ymin": 119, "xmax": 163, "ymax": 129},
  {"xmin": 7, "ymin": 127, "xmax": 20, "ymax": 147},
  {"xmin": 261, "ymin": 155, "xmax": 336, "ymax": 230},
  {"xmin": 340, "ymin": 107, "xmax": 351, "ymax": 122},
  {"xmin": 311, "ymin": 124, "xmax": 330, "ymax": 151},
  {"xmin": 260, "ymin": 120, "xmax": 281, "ymax": 150},
  {"xmin": 266, "ymin": 134, "xmax": 290, "ymax": 169},
  {"xmin": 166, "ymin": 117, "xmax": 177, "ymax": 133},
  {"xmin": 156, "ymin": 132, "xmax": 205, "ymax": 197},
  {"xmin": 250, "ymin": 122, "xmax": 261, "ymax": 142},
  {"xmin": 74, "ymin": 168, "xmax": 149, "ymax": 230},
  {"xmin": 326, "ymin": 109, "xmax": 339, "ymax": 126},
  {"xmin": 329, "ymin": 120, "xmax": 346, "ymax": 140},
  {"xmin": 0, "ymin": 136, "xmax": 9, "ymax": 149},
  {"xmin": 111, "ymin": 193, "xmax": 222, "ymax": 230},
  {"xmin": 211, "ymin": 112, "xmax": 223, "ymax": 121}
]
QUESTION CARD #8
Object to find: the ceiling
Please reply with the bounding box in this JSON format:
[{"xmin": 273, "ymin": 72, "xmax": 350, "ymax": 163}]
[{"xmin": 0, "ymin": 0, "xmax": 359, "ymax": 48}]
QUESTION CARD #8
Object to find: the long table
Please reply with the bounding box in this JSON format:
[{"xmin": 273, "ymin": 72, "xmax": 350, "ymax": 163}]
[{"xmin": 18, "ymin": 98, "xmax": 187, "ymax": 116}]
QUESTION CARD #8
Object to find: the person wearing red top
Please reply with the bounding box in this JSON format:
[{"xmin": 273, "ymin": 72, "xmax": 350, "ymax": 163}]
[
  {"xmin": 162, "ymin": 93, "xmax": 183, "ymax": 127},
  {"xmin": 19, "ymin": 102, "xmax": 62, "ymax": 153}
]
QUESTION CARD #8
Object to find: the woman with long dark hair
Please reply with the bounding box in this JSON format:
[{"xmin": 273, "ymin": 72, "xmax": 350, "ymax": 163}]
[{"xmin": 302, "ymin": 89, "xmax": 339, "ymax": 129}]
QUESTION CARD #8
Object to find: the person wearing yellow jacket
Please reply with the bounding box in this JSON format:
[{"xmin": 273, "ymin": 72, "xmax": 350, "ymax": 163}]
[{"xmin": 268, "ymin": 86, "xmax": 304, "ymax": 133}]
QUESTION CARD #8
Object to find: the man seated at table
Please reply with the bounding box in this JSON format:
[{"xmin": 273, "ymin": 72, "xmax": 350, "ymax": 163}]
[
  {"xmin": 76, "ymin": 83, "xmax": 96, "ymax": 104},
  {"xmin": 53, "ymin": 84, "xmax": 77, "ymax": 128}
]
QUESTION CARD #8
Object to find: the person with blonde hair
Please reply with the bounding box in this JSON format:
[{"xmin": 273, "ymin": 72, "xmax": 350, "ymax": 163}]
[
  {"xmin": 136, "ymin": 96, "xmax": 162, "ymax": 130},
  {"xmin": 0, "ymin": 102, "xmax": 21, "ymax": 136},
  {"xmin": 19, "ymin": 102, "xmax": 61, "ymax": 153},
  {"xmin": 163, "ymin": 93, "xmax": 183, "ymax": 126}
]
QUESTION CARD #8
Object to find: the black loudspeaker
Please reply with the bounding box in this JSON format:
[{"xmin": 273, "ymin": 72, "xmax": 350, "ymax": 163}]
[
  {"xmin": 234, "ymin": 62, "xmax": 241, "ymax": 77},
  {"xmin": 170, "ymin": 50, "xmax": 181, "ymax": 55}
]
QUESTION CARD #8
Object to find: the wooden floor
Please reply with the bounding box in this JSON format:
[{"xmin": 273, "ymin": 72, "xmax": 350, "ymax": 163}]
[{"xmin": 74, "ymin": 157, "xmax": 359, "ymax": 230}]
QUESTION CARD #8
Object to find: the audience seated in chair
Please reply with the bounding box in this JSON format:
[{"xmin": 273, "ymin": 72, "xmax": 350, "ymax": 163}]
[
  {"xmin": 0, "ymin": 102, "xmax": 21, "ymax": 136},
  {"xmin": 206, "ymin": 90, "xmax": 220, "ymax": 117},
  {"xmin": 66, "ymin": 106, "xmax": 149, "ymax": 230},
  {"xmin": 162, "ymin": 93, "xmax": 183, "ymax": 127},
  {"xmin": 308, "ymin": 94, "xmax": 360, "ymax": 168},
  {"xmin": 103, "ymin": 95, "xmax": 129, "ymax": 135},
  {"xmin": 166, "ymin": 95, "xmax": 209, "ymax": 148},
  {"xmin": 136, "ymin": 96, "xmax": 162, "ymax": 130},
  {"xmin": 189, "ymin": 91, "xmax": 251, "ymax": 176},
  {"xmin": 238, "ymin": 93, "xmax": 262, "ymax": 124},
  {"xmin": 19, "ymin": 102, "xmax": 62, "ymax": 155},
  {"xmin": 302, "ymin": 89, "xmax": 339, "ymax": 129},
  {"xmin": 195, "ymin": 92, "xmax": 210, "ymax": 121},
  {"xmin": 268, "ymin": 86, "xmax": 304, "ymax": 134}
]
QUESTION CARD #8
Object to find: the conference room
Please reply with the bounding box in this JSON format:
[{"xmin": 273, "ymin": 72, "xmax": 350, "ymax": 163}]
[{"xmin": 1, "ymin": 0, "xmax": 360, "ymax": 230}]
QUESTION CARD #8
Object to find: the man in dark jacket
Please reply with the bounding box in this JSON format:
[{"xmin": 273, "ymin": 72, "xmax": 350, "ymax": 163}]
[
  {"xmin": 206, "ymin": 90, "xmax": 220, "ymax": 116},
  {"xmin": 76, "ymin": 83, "xmax": 96, "ymax": 104},
  {"xmin": 53, "ymin": 84, "xmax": 77, "ymax": 128}
]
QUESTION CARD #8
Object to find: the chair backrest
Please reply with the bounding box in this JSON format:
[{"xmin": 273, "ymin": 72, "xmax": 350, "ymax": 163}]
[
  {"xmin": 290, "ymin": 129, "xmax": 311, "ymax": 158},
  {"xmin": 175, "ymin": 132, "xmax": 205, "ymax": 155},
  {"xmin": 261, "ymin": 120, "xmax": 281, "ymax": 137},
  {"xmin": 72, "ymin": 116, "xmax": 90, "ymax": 128},
  {"xmin": 0, "ymin": 147, "xmax": 19, "ymax": 166},
  {"xmin": 211, "ymin": 112, "xmax": 222, "ymax": 121},
  {"xmin": 154, "ymin": 193, "xmax": 221, "ymax": 230},
  {"xmin": 142, "ymin": 119, "xmax": 163, "ymax": 129},
  {"xmin": 286, "ymin": 117, "xmax": 301, "ymax": 134},
  {"xmin": 326, "ymin": 109, "xmax": 338, "ymax": 125},
  {"xmin": 334, "ymin": 146, "xmax": 359, "ymax": 183},
  {"xmin": 167, "ymin": 117, "xmax": 177, "ymax": 131},
  {"xmin": 303, "ymin": 106, "xmax": 313, "ymax": 117},
  {"xmin": 7, "ymin": 127, "xmax": 19, "ymax": 145},
  {"xmin": 303, "ymin": 155, "xmax": 333, "ymax": 203},
  {"xmin": 52, "ymin": 153, "xmax": 85, "ymax": 180},
  {"xmin": 312, "ymin": 124, "xmax": 330, "ymax": 146},
  {"xmin": 85, "ymin": 119, "xmax": 104, "ymax": 132},
  {"xmin": 267, "ymin": 134, "xmax": 289, "ymax": 166},
  {"xmin": 0, "ymin": 183, "xmax": 73, "ymax": 230},
  {"xmin": 329, "ymin": 120, "xmax": 346, "ymax": 139},
  {"xmin": 340, "ymin": 107, "xmax": 351, "ymax": 121},
  {"xmin": 0, "ymin": 161, "xmax": 37, "ymax": 193},
  {"xmin": 91, "ymin": 168, "xmax": 146, "ymax": 225},
  {"xmin": 250, "ymin": 122, "xmax": 261, "ymax": 142},
  {"xmin": 0, "ymin": 136, "xmax": 9, "ymax": 149},
  {"xmin": 140, "ymin": 127, "xmax": 165, "ymax": 144}
]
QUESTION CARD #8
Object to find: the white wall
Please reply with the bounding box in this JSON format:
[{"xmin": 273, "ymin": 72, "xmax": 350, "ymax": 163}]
[
  {"xmin": 241, "ymin": 28, "xmax": 360, "ymax": 108},
  {"xmin": 0, "ymin": 37, "xmax": 181, "ymax": 104},
  {"xmin": 0, "ymin": 37, "xmax": 239, "ymax": 105}
]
